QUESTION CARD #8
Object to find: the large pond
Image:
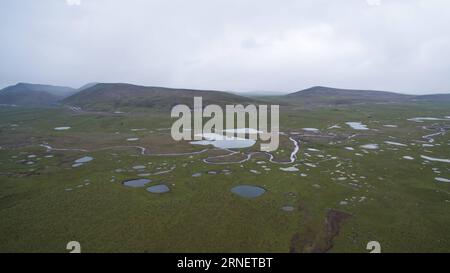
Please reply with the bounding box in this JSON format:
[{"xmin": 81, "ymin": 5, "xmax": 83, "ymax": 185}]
[
  {"xmin": 190, "ymin": 131, "xmax": 256, "ymax": 149},
  {"xmin": 231, "ymin": 185, "xmax": 266, "ymax": 198}
]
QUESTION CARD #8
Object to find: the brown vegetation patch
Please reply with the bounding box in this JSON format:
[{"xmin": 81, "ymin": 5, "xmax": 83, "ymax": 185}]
[{"xmin": 290, "ymin": 208, "xmax": 352, "ymax": 253}]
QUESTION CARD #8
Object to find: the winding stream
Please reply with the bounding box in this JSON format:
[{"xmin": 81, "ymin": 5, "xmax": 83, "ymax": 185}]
[{"xmin": 38, "ymin": 134, "xmax": 301, "ymax": 166}]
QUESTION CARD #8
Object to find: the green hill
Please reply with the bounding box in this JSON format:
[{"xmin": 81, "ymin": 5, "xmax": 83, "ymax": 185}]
[
  {"xmin": 62, "ymin": 83, "xmax": 254, "ymax": 110},
  {"xmin": 0, "ymin": 83, "xmax": 76, "ymax": 106}
]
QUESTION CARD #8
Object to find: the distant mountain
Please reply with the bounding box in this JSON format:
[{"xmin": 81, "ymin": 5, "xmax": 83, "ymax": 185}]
[
  {"xmin": 4, "ymin": 82, "xmax": 449, "ymax": 109},
  {"xmin": 78, "ymin": 82, "xmax": 99, "ymax": 91},
  {"xmin": 286, "ymin": 86, "xmax": 413, "ymax": 105},
  {"xmin": 0, "ymin": 83, "xmax": 76, "ymax": 106},
  {"xmin": 233, "ymin": 90, "xmax": 289, "ymax": 97},
  {"xmin": 62, "ymin": 83, "xmax": 254, "ymax": 110},
  {"xmin": 413, "ymin": 93, "xmax": 450, "ymax": 102}
]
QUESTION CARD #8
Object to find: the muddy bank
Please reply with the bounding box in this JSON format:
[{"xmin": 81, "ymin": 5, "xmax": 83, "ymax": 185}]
[{"xmin": 290, "ymin": 209, "xmax": 352, "ymax": 253}]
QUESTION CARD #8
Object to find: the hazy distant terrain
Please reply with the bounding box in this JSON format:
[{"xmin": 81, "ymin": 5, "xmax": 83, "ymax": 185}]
[
  {"xmin": 287, "ymin": 86, "xmax": 411, "ymax": 104},
  {"xmin": 0, "ymin": 83, "xmax": 76, "ymax": 106},
  {"xmin": 2, "ymin": 82, "xmax": 449, "ymax": 109},
  {"xmin": 282, "ymin": 86, "xmax": 450, "ymax": 106}
]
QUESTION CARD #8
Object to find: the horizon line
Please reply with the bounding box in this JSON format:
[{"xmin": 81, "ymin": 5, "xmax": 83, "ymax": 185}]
[{"xmin": 1, "ymin": 81, "xmax": 449, "ymax": 96}]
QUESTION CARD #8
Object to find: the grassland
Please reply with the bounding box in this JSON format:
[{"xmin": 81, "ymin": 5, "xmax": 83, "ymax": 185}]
[{"xmin": 0, "ymin": 102, "xmax": 449, "ymax": 253}]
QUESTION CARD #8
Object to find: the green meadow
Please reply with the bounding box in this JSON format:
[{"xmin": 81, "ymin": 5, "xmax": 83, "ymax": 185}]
[{"xmin": 0, "ymin": 102, "xmax": 449, "ymax": 253}]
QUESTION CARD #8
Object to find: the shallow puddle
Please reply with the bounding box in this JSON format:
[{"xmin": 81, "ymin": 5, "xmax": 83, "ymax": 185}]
[
  {"xmin": 421, "ymin": 155, "xmax": 450, "ymax": 163},
  {"xmin": 75, "ymin": 156, "xmax": 94, "ymax": 163},
  {"xmin": 302, "ymin": 128, "xmax": 319, "ymax": 132},
  {"xmin": 280, "ymin": 166, "xmax": 299, "ymax": 172},
  {"xmin": 222, "ymin": 128, "xmax": 261, "ymax": 134},
  {"xmin": 408, "ymin": 117, "xmax": 450, "ymax": 122},
  {"xmin": 147, "ymin": 184, "xmax": 170, "ymax": 193},
  {"xmin": 72, "ymin": 156, "xmax": 94, "ymax": 167},
  {"xmin": 360, "ymin": 144, "xmax": 379, "ymax": 150},
  {"xmin": 385, "ymin": 141, "xmax": 407, "ymax": 147},
  {"xmin": 281, "ymin": 206, "xmax": 295, "ymax": 212},
  {"xmin": 435, "ymin": 177, "xmax": 450, "ymax": 183},
  {"xmin": 346, "ymin": 122, "xmax": 369, "ymax": 130},
  {"xmin": 123, "ymin": 178, "xmax": 151, "ymax": 188},
  {"xmin": 54, "ymin": 127, "xmax": 71, "ymax": 131}
]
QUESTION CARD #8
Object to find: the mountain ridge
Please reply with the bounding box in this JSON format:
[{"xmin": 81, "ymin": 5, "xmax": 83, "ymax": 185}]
[
  {"xmin": 62, "ymin": 83, "xmax": 255, "ymax": 110},
  {"xmin": 2, "ymin": 82, "xmax": 449, "ymax": 108},
  {"xmin": 0, "ymin": 83, "xmax": 77, "ymax": 106},
  {"xmin": 285, "ymin": 86, "xmax": 449, "ymax": 105}
]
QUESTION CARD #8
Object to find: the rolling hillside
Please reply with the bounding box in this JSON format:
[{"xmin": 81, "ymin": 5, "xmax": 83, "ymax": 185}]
[
  {"xmin": 285, "ymin": 86, "xmax": 413, "ymax": 105},
  {"xmin": 0, "ymin": 83, "xmax": 76, "ymax": 106},
  {"xmin": 412, "ymin": 93, "xmax": 450, "ymax": 102},
  {"xmin": 3, "ymin": 82, "xmax": 449, "ymax": 109},
  {"xmin": 62, "ymin": 83, "xmax": 254, "ymax": 110}
]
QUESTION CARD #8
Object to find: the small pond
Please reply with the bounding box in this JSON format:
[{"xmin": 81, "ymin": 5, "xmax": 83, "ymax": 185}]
[
  {"xmin": 231, "ymin": 185, "xmax": 266, "ymax": 199},
  {"xmin": 147, "ymin": 184, "xmax": 170, "ymax": 193},
  {"xmin": 123, "ymin": 178, "xmax": 151, "ymax": 188}
]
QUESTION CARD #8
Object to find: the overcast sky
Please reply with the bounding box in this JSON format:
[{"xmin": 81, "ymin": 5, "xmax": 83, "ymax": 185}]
[{"xmin": 1, "ymin": 0, "xmax": 450, "ymax": 94}]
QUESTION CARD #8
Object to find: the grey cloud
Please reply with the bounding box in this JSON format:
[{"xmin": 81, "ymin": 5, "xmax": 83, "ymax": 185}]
[{"xmin": 0, "ymin": 0, "xmax": 449, "ymax": 94}]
